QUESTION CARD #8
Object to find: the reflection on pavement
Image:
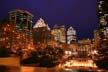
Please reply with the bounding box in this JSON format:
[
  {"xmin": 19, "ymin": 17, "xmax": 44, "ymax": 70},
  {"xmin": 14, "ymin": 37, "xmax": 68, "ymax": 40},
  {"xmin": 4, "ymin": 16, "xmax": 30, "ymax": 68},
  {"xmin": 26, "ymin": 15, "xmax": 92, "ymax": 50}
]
[
  {"xmin": 21, "ymin": 66, "xmax": 34, "ymax": 72},
  {"xmin": 0, "ymin": 66, "xmax": 107, "ymax": 72},
  {"xmin": 0, "ymin": 66, "xmax": 58, "ymax": 72},
  {"xmin": 0, "ymin": 66, "xmax": 20, "ymax": 72}
]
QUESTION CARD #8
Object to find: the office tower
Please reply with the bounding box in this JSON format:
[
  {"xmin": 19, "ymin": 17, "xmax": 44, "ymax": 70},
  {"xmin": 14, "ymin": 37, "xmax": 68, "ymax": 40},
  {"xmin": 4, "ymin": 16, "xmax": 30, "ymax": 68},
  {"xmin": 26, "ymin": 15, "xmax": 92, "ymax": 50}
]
[
  {"xmin": 98, "ymin": 0, "xmax": 108, "ymax": 39},
  {"xmin": 67, "ymin": 26, "xmax": 76, "ymax": 44},
  {"xmin": 78, "ymin": 39, "xmax": 92, "ymax": 58},
  {"xmin": 94, "ymin": 1, "xmax": 108, "ymax": 69},
  {"xmin": 9, "ymin": 9, "xmax": 33, "ymax": 32},
  {"xmin": 51, "ymin": 24, "xmax": 66, "ymax": 43},
  {"xmin": 8, "ymin": 9, "xmax": 34, "ymax": 50},
  {"xmin": 33, "ymin": 18, "xmax": 52, "ymax": 45},
  {"xmin": 94, "ymin": 30, "xmax": 100, "ymax": 47}
]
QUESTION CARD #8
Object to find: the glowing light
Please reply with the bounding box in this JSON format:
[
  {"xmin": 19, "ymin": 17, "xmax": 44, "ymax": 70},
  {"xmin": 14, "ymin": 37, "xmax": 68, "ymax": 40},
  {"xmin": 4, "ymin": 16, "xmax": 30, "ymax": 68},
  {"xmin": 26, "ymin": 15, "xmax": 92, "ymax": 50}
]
[
  {"xmin": 65, "ymin": 51, "xmax": 72, "ymax": 55},
  {"xmin": 4, "ymin": 27, "xmax": 7, "ymax": 31},
  {"xmin": 61, "ymin": 60, "xmax": 97, "ymax": 68},
  {"xmin": 33, "ymin": 18, "xmax": 47, "ymax": 28},
  {"xmin": 92, "ymin": 50, "xmax": 98, "ymax": 55}
]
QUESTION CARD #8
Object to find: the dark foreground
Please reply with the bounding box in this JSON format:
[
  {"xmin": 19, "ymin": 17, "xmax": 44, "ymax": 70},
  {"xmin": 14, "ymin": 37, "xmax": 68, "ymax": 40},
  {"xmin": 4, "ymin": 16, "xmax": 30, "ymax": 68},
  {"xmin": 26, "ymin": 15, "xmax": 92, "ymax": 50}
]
[{"xmin": 0, "ymin": 66, "xmax": 107, "ymax": 72}]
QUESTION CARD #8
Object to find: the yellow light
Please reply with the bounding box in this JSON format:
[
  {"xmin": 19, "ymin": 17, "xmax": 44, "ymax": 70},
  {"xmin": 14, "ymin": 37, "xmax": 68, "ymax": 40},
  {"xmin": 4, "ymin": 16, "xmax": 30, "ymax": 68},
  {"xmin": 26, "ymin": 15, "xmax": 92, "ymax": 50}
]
[
  {"xmin": 12, "ymin": 30, "xmax": 15, "ymax": 32},
  {"xmin": 4, "ymin": 27, "xmax": 7, "ymax": 31}
]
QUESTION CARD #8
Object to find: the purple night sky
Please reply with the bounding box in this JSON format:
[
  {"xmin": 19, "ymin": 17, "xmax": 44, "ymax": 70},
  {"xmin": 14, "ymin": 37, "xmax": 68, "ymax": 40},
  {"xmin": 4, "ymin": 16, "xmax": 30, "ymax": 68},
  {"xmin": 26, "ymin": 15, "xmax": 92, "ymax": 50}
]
[{"xmin": 0, "ymin": 0, "xmax": 98, "ymax": 40}]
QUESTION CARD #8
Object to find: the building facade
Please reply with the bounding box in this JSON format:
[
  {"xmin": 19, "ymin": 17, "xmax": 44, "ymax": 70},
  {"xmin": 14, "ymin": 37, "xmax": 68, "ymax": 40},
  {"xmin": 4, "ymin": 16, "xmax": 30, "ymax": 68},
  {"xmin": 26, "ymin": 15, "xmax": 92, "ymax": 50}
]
[
  {"xmin": 33, "ymin": 18, "xmax": 53, "ymax": 45},
  {"xmin": 77, "ymin": 39, "xmax": 92, "ymax": 58},
  {"xmin": 67, "ymin": 26, "xmax": 76, "ymax": 44},
  {"xmin": 8, "ymin": 9, "xmax": 34, "ymax": 50},
  {"xmin": 98, "ymin": 0, "xmax": 108, "ymax": 40},
  {"xmin": 94, "ymin": 30, "xmax": 100, "ymax": 48},
  {"xmin": 51, "ymin": 24, "xmax": 66, "ymax": 43}
]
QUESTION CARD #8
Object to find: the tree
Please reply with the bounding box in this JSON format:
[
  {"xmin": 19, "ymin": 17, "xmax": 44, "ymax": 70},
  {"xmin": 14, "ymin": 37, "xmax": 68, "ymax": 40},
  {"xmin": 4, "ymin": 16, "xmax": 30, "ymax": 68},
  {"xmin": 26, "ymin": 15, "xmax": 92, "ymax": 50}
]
[
  {"xmin": 0, "ymin": 46, "xmax": 11, "ymax": 57},
  {"xmin": 24, "ymin": 45, "xmax": 64, "ymax": 67},
  {"xmin": 94, "ymin": 40, "xmax": 108, "ymax": 70}
]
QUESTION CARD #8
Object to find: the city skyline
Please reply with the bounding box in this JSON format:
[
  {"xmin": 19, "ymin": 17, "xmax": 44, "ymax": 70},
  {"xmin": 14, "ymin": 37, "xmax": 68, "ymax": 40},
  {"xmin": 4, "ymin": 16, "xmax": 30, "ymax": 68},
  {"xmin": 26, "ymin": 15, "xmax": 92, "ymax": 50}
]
[
  {"xmin": 0, "ymin": 0, "xmax": 98, "ymax": 40},
  {"xmin": 0, "ymin": 0, "xmax": 108, "ymax": 71}
]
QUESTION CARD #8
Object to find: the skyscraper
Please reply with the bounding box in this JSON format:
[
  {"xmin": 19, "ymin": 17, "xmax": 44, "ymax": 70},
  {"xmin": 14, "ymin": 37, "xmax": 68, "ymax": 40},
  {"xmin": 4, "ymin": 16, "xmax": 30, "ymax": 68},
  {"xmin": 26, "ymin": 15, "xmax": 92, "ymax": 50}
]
[
  {"xmin": 67, "ymin": 26, "xmax": 76, "ymax": 44},
  {"xmin": 33, "ymin": 18, "xmax": 52, "ymax": 45},
  {"xmin": 9, "ymin": 9, "xmax": 33, "ymax": 32},
  {"xmin": 51, "ymin": 24, "xmax": 66, "ymax": 43},
  {"xmin": 94, "ymin": 30, "xmax": 100, "ymax": 47},
  {"xmin": 94, "ymin": 1, "xmax": 108, "ymax": 68},
  {"xmin": 8, "ymin": 9, "xmax": 34, "ymax": 50},
  {"xmin": 78, "ymin": 39, "xmax": 92, "ymax": 58},
  {"xmin": 98, "ymin": 0, "xmax": 108, "ymax": 39}
]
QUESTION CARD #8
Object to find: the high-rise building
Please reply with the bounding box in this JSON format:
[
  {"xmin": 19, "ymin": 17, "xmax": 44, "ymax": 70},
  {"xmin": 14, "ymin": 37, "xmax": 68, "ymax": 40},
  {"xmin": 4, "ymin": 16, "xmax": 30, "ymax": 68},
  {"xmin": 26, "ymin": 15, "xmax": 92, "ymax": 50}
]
[
  {"xmin": 33, "ymin": 18, "xmax": 50, "ymax": 29},
  {"xmin": 94, "ymin": 30, "xmax": 100, "ymax": 47},
  {"xmin": 9, "ymin": 9, "xmax": 33, "ymax": 32},
  {"xmin": 51, "ymin": 24, "xmax": 66, "ymax": 43},
  {"xmin": 33, "ymin": 18, "xmax": 53, "ymax": 45},
  {"xmin": 78, "ymin": 39, "xmax": 92, "ymax": 58},
  {"xmin": 67, "ymin": 26, "xmax": 76, "ymax": 44},
  {"xmin": 8, "ymin": 9, "xmax": 34, "ymax": 50},
  {"xmin": 98, "ymin": 0, "xmax": 108, "ymax": 39}
]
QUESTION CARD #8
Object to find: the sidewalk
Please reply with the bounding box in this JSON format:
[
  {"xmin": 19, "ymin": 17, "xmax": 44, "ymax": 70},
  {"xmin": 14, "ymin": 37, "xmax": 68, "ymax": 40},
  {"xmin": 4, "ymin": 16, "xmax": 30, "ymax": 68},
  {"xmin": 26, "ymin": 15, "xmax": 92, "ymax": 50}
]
[{"xmin": 0, "ymin": 57, "xmax": 20, "ymax": 67}]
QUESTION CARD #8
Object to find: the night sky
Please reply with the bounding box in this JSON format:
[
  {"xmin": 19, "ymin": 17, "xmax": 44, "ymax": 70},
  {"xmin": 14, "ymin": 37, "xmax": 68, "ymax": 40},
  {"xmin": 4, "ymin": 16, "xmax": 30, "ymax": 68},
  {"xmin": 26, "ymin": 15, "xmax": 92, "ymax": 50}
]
[{"xmin": 0, "ymin": 0, "xmax": 98, "ymax": 40}]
